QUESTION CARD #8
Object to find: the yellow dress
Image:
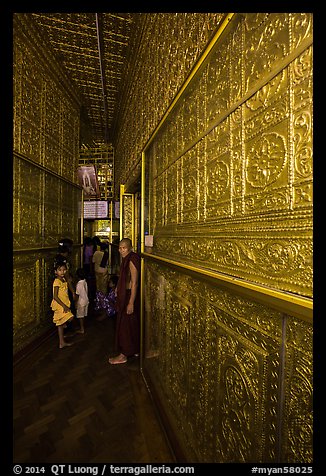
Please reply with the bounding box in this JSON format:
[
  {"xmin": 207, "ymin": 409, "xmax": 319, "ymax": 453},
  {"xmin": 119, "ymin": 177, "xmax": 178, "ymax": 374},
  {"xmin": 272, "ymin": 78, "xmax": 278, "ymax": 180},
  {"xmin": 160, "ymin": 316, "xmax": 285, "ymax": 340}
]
[{"xmin": 51, "ymin": 278, "xmax": 74, "ymax": 326}]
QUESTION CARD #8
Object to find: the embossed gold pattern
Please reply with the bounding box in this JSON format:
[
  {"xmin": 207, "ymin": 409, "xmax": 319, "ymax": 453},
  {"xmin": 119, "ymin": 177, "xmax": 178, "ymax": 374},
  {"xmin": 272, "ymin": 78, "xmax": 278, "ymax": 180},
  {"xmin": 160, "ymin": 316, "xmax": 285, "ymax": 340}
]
[
  {"xmin": 143, "ymin": 13, "xmax": 312, "ymax": 299},
  {"xmin": 13, "ymin": 12, "xmax": 312, "ymax": 463},
  {"xmin": 138, "ymin": 13, "xmax": 313, "ymax": 463},
  {"xmin": 13, "ymin": 15, "xmax": 82, "ymax": 353}
]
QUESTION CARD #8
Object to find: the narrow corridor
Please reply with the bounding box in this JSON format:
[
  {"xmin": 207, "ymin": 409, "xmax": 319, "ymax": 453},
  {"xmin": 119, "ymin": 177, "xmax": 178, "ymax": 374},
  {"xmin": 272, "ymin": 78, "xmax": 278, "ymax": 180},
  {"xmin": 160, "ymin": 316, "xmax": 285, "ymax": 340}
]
[{"xmin": 13, "ymin": 307, "xmax": 175, "ymax": 464}]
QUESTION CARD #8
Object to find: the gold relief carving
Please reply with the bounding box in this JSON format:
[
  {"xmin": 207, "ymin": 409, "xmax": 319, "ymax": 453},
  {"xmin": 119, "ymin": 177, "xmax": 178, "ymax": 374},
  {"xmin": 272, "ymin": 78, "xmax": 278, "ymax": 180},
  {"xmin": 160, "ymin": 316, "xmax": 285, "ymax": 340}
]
[
  {"xmin": 44, "ymin": 137, "xmax": 61, "ymax": 173},
  {"xmin": 229, "ymin": 26, "xmax": 243, "ymax": 104},
  {"xmin": 166, "ymin": 163, "xmax": 179, "ymax": 225},
  {"xmin": 218, "ymin": 360, "xmax": 259, "ymax": 461},
  {"xmin": 245, "ymin": 188, "xmax": 290, "ymax": 213},
  {"xmin": 244, "ymin": 124, "xmax": 291, "ymax": 214},
  {"xmin": 13, "ymin": 252, "xmax": 57, "ymax": 354},
  {"xmin": 230, "ymin": 109, "xmax": 243, "ymax": 214},
  {"xmin": 14, "ymin": 16, "xmax": 81, "ymax": 353},
  {"xmin": 142, "ymin": 12, "xmax": 313, "ymax": 462},
  {"xmin": 245, "ymin": 93, "xmax": 289, "ymax": 143},
  {"xmin": 292, "ymin": 47, "xmax": 312, "ymax": 90},
  {"xmin": 259, "ymin": 241, "xmax": 301, "ymax": 274},
  {"xmin": 246, "ymin": 132, "xmax": 287, "ymax": 189},
  {"xmin": 182, "ymin": 149, "xmax": 198, "ymax": 223},
  {"xmin": 15, "ymin": 161, "xmax": 43, "ymax": 248},
  {"xmin": 187, "ymin": 315, "xmax": 210, "ymax": 459},
  {"xmin": 285, "ymin": 358, "xmax": 312, "ymax": 463},
  {"xmin": 122, "ymin": 195, "xmax": 133, "ymax": 239},
  {"xmin": 44, "ymin": 103, "xmax": 61, "ymax": 143},
  {"xmin": 21, "ymin": 79, "xmax": 42, "ymax": 132},
  {"xmin": 206, "ymin": 158, "xmax": 230, "ymax": 203},
  {"xmin": 206, "ymin": 301, "xmax": 280, "ymax": 462},
  {"xmin": 153, "ymin": 138, "xmax": 163, "ymax": 179},
  {"xmin": 244, "ymin": 14, "xmax": 289, "ymax": 94},
  {"xmin": 13, "ymin": 263, "xmax": 38, "ymax": 330},
  {"xmin": 13, "ymin": 44, "xmax": 22, "ymax": 143},
  {"xmin": 243, "ymin": 13, "xmax": 269, "ymax": 33},
  {"xmin": 205, "ymin": 283, "xmax": 283, "ymax": 338},
  {"xmin": 283, "ymin": 319, "xmax": 313, "ymax": 462},
  {"xmin": 293, "ymin": 183, "xmax": 312, "ymax": 209},
  {"xmin": 43, "ymin": 176, "xmax": 62, "ymax": 245},
  {"xmin": 115, "ymin": 13, "xmax": 224, "ymax": 187},
  {"xmin": 143, "ymin": 260, "xmax": 312, "ymax": 462},
  {"xmin": 181, "ymin": 87, "xmax": 198, "ymax": 151},
  {"xmin": 291, "ymin": 50, "xmax": 312, "ymax": 210},
  {"xmin": 206, "ymin": 120, "xmax": 230, "ymax": 158},
  {"xmin": 44, "ymin": 209, "xmax": 62, "ymax": 245},
  {"xmin": 206, "ymin": 41, "xmax": 230, "ymax": 124},
  {"xmin": 286, "ymin": 316, "xmax": 313, "ymax": 356},
  {"xmin": 144, "ymin": 271, "xmax": 164, "ymax": 360},
  {"xmin": 200, "ymin": 13, "xmax": 225, "ymax": 45},
  {"xmin": 245, "ymin": 70, "xmax": 287, "ymax": 115},
  {"xmin": 19, "ymin": 118, "xmax": 38, "ymax": 162},
  {"xmin": 154, "ymin": 175, "xmax": 165, "ymax": 229},
  {"xmin": 165, "ymin": 118, "xmax": 178, "ymax": 165},
  {"xmin": 15, "ymin": 23, "xmax": 80, "ymax": 179},
  {"xmin": 17, "ymin": 200, "xmax": 42, "ymax": 248},
  {"xmin": 290, "ymin": 14, "xmax": 313, "ymax": 51},
  {"xmin": 293, "ymin": 112, "xmax": 312, "ymax": 181},
  {"xmin": 169, "ymin": 295, "xmax": 191, "ymax": 407},
  {"xmin": 204, "ymin": 122, "xmax": 231, "ymax": 218},
  {"xmin": 145, "ymin": 262, "xmax": 210, "ymax": 458},
  {"xmin": 155, "ymin": 236, "xmax": 312, "ymax": 297}
]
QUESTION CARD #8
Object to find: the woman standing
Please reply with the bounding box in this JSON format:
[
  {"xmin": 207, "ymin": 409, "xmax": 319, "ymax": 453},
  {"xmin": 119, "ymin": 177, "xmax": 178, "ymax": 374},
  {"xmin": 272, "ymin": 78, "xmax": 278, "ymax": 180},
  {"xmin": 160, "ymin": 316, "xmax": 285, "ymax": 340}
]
[{"xmin": 92, "ymin": 241, "xmax": 109, "ymax": 295}]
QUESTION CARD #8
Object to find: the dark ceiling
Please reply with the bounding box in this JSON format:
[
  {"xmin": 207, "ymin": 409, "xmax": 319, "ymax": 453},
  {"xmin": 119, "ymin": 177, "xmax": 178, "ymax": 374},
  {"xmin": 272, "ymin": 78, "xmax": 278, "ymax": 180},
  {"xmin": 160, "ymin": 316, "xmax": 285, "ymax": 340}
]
[{"xmin": 31, "ymin": 12, "xmax": 139, "ymax": 147}]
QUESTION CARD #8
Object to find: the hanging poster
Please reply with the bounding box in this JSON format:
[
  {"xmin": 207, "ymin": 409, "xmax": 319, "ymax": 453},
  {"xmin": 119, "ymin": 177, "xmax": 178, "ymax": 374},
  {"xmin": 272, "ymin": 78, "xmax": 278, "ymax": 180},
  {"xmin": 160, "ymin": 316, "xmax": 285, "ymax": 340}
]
[{"xmin": 77, "ymin": 165, "xmax": 100, "ymax": 198}]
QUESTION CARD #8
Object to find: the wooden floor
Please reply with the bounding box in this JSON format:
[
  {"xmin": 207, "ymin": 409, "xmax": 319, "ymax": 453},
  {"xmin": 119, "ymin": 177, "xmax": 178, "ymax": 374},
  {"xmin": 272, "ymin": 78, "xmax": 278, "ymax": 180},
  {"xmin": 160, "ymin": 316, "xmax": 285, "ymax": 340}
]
[{"xmin": 13, "ymin": 306, "xmax": 175, "ymax": 464}]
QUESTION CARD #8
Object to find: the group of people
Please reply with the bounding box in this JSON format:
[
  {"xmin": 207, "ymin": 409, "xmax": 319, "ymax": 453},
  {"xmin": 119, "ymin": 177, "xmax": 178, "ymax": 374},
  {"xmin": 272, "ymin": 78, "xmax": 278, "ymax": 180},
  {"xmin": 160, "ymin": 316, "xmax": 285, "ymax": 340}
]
[{"xmin": 50, "ymin": 237, "xmax": 140, "ymax": 364}]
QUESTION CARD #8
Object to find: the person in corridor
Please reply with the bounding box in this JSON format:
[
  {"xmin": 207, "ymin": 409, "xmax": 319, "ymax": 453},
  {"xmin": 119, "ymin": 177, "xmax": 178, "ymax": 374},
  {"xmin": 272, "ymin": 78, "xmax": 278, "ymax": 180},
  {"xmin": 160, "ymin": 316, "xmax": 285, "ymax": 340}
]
[
  {"xmin": 51, "ymin": 262, "xmax": 74, "ymax": 349},
  {"xmin": 75, "ymin": 267, "xmax": 89, "ymax": 334},
  {"xmin": 92, "ymin": 241, "xmax": 109, "ymax": 296},
  {"xmin": 109, "ymin": 238, "xmax": 140, "ymax": 364}
]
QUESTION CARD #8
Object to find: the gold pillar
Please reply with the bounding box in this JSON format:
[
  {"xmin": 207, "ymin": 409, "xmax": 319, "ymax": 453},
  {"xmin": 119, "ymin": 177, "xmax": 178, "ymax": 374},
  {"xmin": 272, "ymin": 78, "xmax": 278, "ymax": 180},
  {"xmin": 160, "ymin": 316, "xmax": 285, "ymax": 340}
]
[{"xmin": 119, "ymin": 183, "xmax": 135, "ymax": 247}]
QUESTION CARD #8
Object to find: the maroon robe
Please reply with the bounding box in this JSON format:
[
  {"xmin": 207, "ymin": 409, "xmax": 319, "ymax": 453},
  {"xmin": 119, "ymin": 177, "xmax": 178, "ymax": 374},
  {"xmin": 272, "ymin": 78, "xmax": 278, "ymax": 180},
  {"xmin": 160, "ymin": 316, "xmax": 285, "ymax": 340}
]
[{"xmin": 115, "ymin": 251, "xmax": 140, "ymax": 356}]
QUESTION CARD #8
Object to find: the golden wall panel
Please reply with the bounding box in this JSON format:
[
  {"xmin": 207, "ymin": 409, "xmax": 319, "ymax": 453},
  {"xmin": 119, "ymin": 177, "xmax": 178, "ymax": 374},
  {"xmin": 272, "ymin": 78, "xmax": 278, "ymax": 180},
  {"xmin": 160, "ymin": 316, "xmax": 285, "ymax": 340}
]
[
  {"xmin": 13, "ymin": 156, "xmax": 43, "ymax": 248},
  {"xmin": 145, "ymin": 13, "xmax": 313, "ymax": 298},
  {"xmin": 282, "ymin": 317, "xmax": 313, "ymax": 463},
  {"xmin": 13, "ymin": 14, "xmax": 82, "ymax": 354},
  {"xmin": 243, "ymin": 14, "xmax": 290, "ymax": 95},
  {"xmin": 121, "ymin": 194, "xmax": 133, "ymax": 241},
  {"xmin": 143, "ymin": 260, "xmax": 312, "ymax": 463},
  {"xmin": 114, "ymin": 13, "xmax": 225, "ymax": 191},
  {"xmin": 140, "ymin": 13, "xmax": 312, "ymax": 464}
]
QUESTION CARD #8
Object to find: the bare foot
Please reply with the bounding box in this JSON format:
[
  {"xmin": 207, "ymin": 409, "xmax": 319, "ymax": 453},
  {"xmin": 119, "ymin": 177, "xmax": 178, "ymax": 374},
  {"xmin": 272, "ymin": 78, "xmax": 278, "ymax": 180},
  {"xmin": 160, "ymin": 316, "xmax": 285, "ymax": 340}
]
[
  {"xmin": 76, "ymin": 330, "xmax": 85, "ymax": 334},
  {"xmin": 108, "ymin": 354, "xmax": 127, "ymax": 364},
  {"xmin": 59, "ymin": 342, "xmax": 74, "ymax": 349}
]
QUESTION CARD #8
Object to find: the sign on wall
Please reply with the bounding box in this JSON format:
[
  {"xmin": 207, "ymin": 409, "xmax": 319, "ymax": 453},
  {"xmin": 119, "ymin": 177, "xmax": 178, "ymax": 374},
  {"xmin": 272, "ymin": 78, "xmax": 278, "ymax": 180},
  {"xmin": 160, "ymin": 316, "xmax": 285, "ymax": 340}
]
[{"xmin": 83, "ymin": 201, "xmax": 108, "ymax": 219}]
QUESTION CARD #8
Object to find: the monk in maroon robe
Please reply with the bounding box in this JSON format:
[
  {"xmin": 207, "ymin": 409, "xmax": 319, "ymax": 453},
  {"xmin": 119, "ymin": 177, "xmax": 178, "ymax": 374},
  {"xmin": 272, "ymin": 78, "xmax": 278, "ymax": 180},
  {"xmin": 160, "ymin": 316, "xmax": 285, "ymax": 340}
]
[{"xmin": 109, "ymin": 238, "xmax": 140, "ymax": 364}]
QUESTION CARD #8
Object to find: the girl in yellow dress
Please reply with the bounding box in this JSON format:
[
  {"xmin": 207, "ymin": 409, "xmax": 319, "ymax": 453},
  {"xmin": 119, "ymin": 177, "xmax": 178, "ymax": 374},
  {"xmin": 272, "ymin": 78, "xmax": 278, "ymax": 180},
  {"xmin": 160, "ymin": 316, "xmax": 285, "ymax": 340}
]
[{"xmin": 51, "ymin": 262, "xmax": 74, "ymax": 348}]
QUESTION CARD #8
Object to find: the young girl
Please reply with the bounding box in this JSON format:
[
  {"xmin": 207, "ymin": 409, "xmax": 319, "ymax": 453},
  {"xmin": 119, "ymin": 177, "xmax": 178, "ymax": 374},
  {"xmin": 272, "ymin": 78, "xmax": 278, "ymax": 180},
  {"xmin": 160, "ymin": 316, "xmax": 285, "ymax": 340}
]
[
  {"xmin": 75, "ymin": 268, "xmax": 89, "ymax": 334},
  {"xmin": 51, "ymin": 262, "xmax": 75, "ymax": 349}
]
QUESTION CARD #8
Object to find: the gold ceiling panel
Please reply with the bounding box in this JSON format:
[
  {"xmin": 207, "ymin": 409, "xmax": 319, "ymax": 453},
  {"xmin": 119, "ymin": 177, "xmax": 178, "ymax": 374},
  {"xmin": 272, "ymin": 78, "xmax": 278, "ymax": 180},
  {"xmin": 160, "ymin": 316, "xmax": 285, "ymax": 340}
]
[{"xmin": 31, "ymin": 13, "xmax": 136, "ymax": 145}]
